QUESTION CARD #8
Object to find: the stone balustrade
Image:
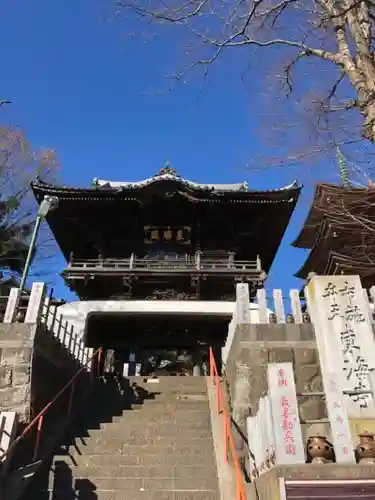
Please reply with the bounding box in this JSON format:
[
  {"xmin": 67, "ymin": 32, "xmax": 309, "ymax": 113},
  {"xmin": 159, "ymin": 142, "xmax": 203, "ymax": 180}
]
[
  {"xmin": 253, "ymin": 286, "xmax": 375, "ymax": 325},
  {"xmin": 2, "ymin": 282, "xmax": 92, "ymax": 368}
]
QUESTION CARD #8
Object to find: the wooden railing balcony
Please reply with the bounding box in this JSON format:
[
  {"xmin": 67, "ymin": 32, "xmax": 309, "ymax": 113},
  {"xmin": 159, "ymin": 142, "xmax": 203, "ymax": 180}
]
[{"xmin": 64, "ymin": 253, "xmax": 264, "ymax": 276}]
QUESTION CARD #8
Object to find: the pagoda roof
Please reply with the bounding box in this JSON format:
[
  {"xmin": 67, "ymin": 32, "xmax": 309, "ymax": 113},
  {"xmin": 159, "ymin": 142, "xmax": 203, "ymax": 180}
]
[
  {"xmin": 292, "ymin": 182, "xmax": 375, "ymax": 248},
  {"xmin": 295, "ymin": 220, "xmax": 375, "ymax": 281}
]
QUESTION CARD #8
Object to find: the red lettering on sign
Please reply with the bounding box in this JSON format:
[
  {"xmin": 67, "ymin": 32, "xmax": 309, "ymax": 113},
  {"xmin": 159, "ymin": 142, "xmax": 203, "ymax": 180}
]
[{"xmin": 277, "ymin": 369, "xmax": 288, "ymax": 387}]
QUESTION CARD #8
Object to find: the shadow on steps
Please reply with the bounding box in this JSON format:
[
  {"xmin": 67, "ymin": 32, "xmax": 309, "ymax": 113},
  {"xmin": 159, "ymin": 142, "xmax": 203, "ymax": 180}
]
[
  {"xmin": 20, "ymin": 376, "xmax": 160, "ymax": 499},
  {"xmin": 33, "ymin": 461, "xmax": 99, "ymax": 500}
]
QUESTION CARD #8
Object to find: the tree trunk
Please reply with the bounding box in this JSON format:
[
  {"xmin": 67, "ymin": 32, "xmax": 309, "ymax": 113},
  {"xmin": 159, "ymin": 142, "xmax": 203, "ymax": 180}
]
[
  {"xmin": 362, "ymin": 100, "xmax": 375, "ymax": 143},
  {"xmin": 351, "ymin": 55, "xmax": 375, "ymax": 143}
]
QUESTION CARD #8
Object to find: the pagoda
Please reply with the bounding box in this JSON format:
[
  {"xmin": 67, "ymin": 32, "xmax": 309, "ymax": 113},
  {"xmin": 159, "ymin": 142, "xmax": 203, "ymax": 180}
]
[
  {"xmin": 293, "ymin": 182, "xmax": 375, "ymax": 288},
  {"xmin": 31, "ymin": 166, "xmax": 300, "ymax": 364}
]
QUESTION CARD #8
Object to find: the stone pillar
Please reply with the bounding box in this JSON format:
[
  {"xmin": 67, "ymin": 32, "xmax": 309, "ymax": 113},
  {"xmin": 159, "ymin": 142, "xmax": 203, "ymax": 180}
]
[
  {"xmin": 128, "ymin": 351, "xmax": 136, "ymax": 376},
  {"xmin": 236, "ymin": 283, "xmax": 250, "ymax": 324},
  {"xmin": 3, "ymin": 288, "xmax": 21, "ymax": 323},
  {"xmin": 193, "ymin": 364, "xmax": 201, "ymax": 376},
  {"xmin": 192, "ymin": 349, "xmax": 202, "ymax": 376},
  {"xmin": 25, "ymin": 282, "xmax": 47, "ymax": 324}
]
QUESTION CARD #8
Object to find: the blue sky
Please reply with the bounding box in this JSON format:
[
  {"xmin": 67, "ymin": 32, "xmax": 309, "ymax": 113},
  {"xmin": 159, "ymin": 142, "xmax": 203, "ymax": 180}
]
[{"xmin": 0, "ymin": 0, "xmax": 340, "ymax": 300}]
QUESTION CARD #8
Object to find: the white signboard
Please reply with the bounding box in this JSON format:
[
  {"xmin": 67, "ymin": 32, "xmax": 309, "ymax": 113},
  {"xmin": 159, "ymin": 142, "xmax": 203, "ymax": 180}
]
[
  {"xmin": 236, "ymin": 283, "xmax": 250, "ymax": 324},
  {"xmin": 306, "ymin": 275, "xmax": 375, "ymax": 410},
  {"xmin": 3, "ymin": 288, "xmax": 20, "ymax": 323},
  {"xmin": 267, "ymin": 363, "xmax": 305, "ymax": 465},
  {"xmin": 25, "ymin": 282, "xmax": 47, "ymax": 324}
]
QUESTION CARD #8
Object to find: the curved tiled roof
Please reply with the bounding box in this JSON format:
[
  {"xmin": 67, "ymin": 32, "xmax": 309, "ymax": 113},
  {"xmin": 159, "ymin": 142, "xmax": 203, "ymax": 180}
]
[
  {"xmin": 94, "ymin": 175, "xmax": 249, "ymax": 192},
  {"xmin": 93, "ymin": 175, "xmax": 300, "ymax": 193},
  {"xmin": 31, "ymin": 177, "xmax": 301, "ymax": 203}
]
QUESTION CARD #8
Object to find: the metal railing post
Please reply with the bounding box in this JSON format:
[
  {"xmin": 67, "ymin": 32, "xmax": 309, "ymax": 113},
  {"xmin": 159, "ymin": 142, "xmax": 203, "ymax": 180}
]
[
  {"xmin": 68, "ymin": 379, "xmax": 76, "ymax": 415},
  {"xmin": 209, "ymin": 346, "xmax": 247, "ymax": 500},
  {"xmin": 33, "ymin": 415, "xmax": 44, "ymax": 461}
]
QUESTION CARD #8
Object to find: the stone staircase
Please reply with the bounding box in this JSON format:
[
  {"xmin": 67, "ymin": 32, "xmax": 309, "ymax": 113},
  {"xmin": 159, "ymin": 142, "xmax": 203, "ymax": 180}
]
[{"xmin": 24, "ymin": 376, "xmax": 220, "ymax": 500}]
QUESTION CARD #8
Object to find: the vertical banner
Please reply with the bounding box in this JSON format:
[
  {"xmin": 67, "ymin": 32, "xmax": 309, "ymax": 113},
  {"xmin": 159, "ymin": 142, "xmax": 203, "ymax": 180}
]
[
  {"xmin": 267, "ymin": 363, "xmax": 305, "ymax": 465},
  {"xmin": 3, "ymin": 288, "xmax": 20, "ymax": 323},
  {"xmin": 236, "ymin": 283, "xmax": 250, "ymax": 324},
  {"xmin": 25, "ymin": 282, "xmax": 47, "ymax": 324}
]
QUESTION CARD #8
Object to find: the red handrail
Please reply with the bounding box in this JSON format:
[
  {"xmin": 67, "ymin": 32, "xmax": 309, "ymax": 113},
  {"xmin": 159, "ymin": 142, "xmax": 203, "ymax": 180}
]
[
  {"xmin": 209, "ymin": 347, "xmax": 246, "ymax": 500},
  {"xmin": 0, "ymin": 347, "xmax": 103, "ymax": 463}
]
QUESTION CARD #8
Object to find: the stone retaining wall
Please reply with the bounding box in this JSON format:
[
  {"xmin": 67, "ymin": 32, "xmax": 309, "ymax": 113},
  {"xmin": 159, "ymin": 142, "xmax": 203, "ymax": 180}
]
[{"xmin": 0, "ymin": 324, "xmax": 35, "ymax": 422}]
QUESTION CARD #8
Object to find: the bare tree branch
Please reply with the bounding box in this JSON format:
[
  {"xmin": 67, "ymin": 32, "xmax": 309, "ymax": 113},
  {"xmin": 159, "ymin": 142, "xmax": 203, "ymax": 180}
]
[{"xmin": 116, "ymin": 0, "xmax": 375, "ymax": 155}]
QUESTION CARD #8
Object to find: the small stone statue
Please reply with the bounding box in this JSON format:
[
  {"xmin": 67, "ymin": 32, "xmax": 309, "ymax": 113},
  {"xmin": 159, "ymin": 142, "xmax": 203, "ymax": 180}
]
[
  {"xmin": 15, "ymin": 311, "xmax": 25, "ymax": 323},
  {"xmin": 302, "ymin": 312, "xmax": 311, "ymax": 323},
  {"xmin": 269, "ymin": 313, "xmax": 277, "ymax": 324},
  {"xmin": 307, "ymin": 435, "xmax": 334, "ymax": 463},
  {"xmin": 356, "ymin": 432, "xmax": 375, "ymax": 463}
]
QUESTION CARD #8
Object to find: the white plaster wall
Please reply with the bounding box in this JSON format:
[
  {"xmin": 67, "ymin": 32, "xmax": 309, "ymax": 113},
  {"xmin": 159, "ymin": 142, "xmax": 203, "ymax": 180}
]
[{"xmin": 56, "ymin": 300, "xmax": 266, "ymax": 341}]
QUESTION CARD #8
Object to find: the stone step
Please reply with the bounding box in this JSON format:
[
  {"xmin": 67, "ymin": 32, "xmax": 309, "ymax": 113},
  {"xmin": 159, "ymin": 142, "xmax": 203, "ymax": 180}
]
[
  {"xmin": 69, "ymin": 412, "xmax": 212, "ymax": 435},
  {"xmin": 72, "ymin": 434, "xmax": 213, "ymax": 447},
  {"xmin": 129, "ymin": 376, "xmax": 208, "ymax": 385},
  {"xmin": 129, "ymin": 382, "xmax": 209, "ymax": 390},
  {"xmin": 116, "ymin": 410, "xmax": 211, "ymax": 420},
  {"xmin": 51, "ymin": 464, "xmax": 218, "ymax": 479},
  {"xmin": 97, "ymin": 422, "xmax": 212, "ymax": 433},
  {"xmin": 53, "ymin": 452, "xmax": 216, "ymax": 467},
  {"xmin": 98, "ymin": 414, "xmax": 212, "ymax": 426},
  {"xmin": 126, "ymin": 393, "xmax": 210, "ymax": 400},
  {"xmin": 123, "ymin": 409, "xmax": 210, "ymax": 419},
  {"xmin": 128, "ymin": 399, "xmax": 209, "ymax": 407},
  {"xmin": 66, "ymin": 444, "xmax": 216, "ymax": 457},
  {"xmin": 129, "ymin": 401, "xmax": 210, "ymax": 409},
  {"xmin": 32, "ymin": 489, "xmax": 219, "ymax": 500},
  {"xmin": 86, "ymin": 427, "xmax": 213, "ymax": 439},
  {"xmin": 75, "ymin": 408, "xmax": 211, "ymax": 421},
  {"xmin": 47, "ymin": 474, "xmax": 219, "ymax": 490},
  {"xmin": 129, "ymin": 393, "xmax": 209, "ymax": 401}
]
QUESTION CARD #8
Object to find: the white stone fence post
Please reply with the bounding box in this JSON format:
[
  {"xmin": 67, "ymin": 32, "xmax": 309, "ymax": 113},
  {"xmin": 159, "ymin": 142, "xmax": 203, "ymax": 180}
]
[{"xmin": 1, "ymin": 281, "xmax": 92, "ymax": 369}]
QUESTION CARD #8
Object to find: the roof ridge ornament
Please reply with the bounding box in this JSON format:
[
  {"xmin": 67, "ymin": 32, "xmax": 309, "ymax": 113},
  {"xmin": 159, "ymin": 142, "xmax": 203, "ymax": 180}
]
[{"xmin": 157, "ymin": 161, "xmax": 179, "ymax": 177}]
